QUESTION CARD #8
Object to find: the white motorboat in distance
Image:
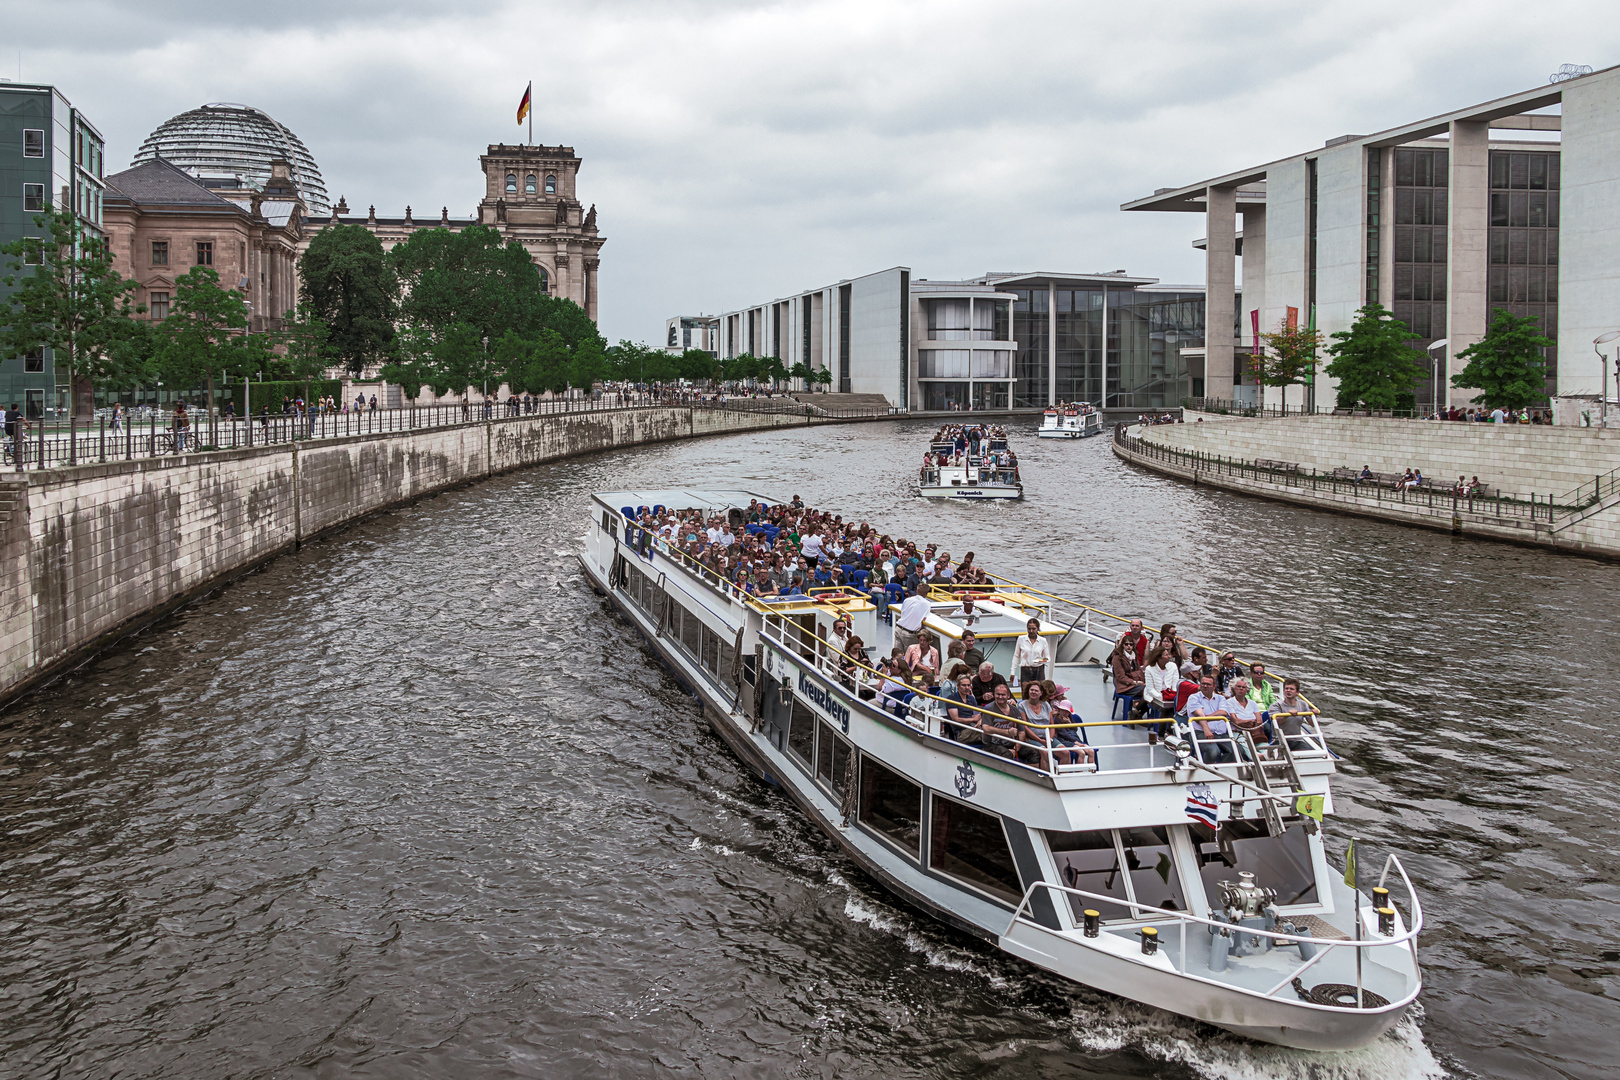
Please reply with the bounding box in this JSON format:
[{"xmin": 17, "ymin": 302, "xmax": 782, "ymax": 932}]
[
  {"xmin": 1039, "ymin": 404, "xmax": 1103, "ymax": 439},
  {"xmin": 581, "ymin": 490, "xmax": 1425, "ymax": 1051}
]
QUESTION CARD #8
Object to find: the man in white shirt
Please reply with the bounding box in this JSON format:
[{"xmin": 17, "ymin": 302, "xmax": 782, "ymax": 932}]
[
  {"xmin": 895, "ymin": 583, "xmax": 932, "ymax": 651},
  {"xmin": 1183, "ymin": 675, "xmax": 1234, "ymax": 763},
  {"xmin": 718, "ymin": 525, "xmax": 735, "ymax": 549},
  {"xmin": 1012, "ymin": 618, "xmax": 1051, "ymax": 686}
]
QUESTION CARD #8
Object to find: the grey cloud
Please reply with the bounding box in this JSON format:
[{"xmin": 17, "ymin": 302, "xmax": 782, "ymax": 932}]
[{"xmin": 5, "ymin": 0, "xmax": 1619, "ymax": 342}]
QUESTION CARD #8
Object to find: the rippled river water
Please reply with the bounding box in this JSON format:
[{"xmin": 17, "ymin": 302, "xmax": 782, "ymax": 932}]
[{"xmin": 4, "ymin": 418, "xmax": 1618, "ymax": 1080}]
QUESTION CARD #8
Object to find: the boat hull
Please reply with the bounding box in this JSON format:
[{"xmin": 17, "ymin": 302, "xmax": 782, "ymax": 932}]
[{"xmin": 919, "ymin": 486, "xmax": 1022, "ymax": 500}]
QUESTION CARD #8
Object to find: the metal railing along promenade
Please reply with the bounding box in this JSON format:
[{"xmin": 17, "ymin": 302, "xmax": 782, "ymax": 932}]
[
  {"xmin": 0, "ymin": 395, "xmax": 898, "ymax": 471},
  {"xmin": 1115, "ymin": 424, "xmax": 1580, "ymax": 524}
]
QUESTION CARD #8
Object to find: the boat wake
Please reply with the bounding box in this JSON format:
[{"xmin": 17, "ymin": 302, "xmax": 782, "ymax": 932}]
[{"xmin": 831, "ymin": 872, "xmax": 1448, "ymax": 1080}]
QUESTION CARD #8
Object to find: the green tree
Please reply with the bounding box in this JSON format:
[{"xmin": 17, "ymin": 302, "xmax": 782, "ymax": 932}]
[
  {"xmin": 788, "ymin": 361, "xmax": 812, "ymax": 390},
  {"xmin": 0, "ymin": 207, "xmax": 146, "ymax": 415},
  {"xmin": 1451, "ymin": 308, "xmax": 1553, "ymax": 410},
  {"xmin": 812, "ymin": 368, "xmax": 833, "ymax": 390},
  {"xmin": 759, "ymin": 355, "xmax": 787, "ymax": 390},
  {"xmin": 1323, "ymin": 303, "xmax": 1427, "ymax": 412},
  {"xmin": 153, "ymin": 266, "xmax": 252, "ymax": 414},
  {"xmin": 1256, "ymin": 320, "xmax": 1324, "ymax": 413},
  {"xmin": 677, "ymin": 348, "xmax": 718, "ymax": 384},
  {"xmin": 569, "ymin": 335, "xmax": 609, "ymax": 390},
  {"xmin": 299, "ymin": 224, "xmax": 396, "ymax": 375}
]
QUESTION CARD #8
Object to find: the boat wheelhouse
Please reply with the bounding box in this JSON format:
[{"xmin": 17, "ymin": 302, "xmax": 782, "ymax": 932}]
[
  {"xmin": 1039, "ymin": 404, "xmax": 1103, "ymax": 439},
  {"xmin": 581, "ymin": 490, "xmax": 1423, "ymax": 1051}
]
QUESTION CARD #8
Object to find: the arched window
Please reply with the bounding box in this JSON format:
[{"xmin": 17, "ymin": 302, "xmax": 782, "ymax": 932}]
[
  {"xmin": 544, "ymin": 174, "xmax": 557, "ymax": 194},
  {"xmin": 505, "ymin": 173, "xmax": 517, "ymax": 193},
  {"xmin": 525, "ymin": 174, "xmax": 537, "ymax": 194},
  {"xmin": 538, "ymin": 267, "xmax": 549, "ymax": 294}
]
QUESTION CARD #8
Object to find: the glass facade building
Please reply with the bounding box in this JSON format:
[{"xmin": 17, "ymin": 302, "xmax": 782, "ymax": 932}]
[
  {"xmin": 1488, "ymin": 148, "xmax": 1559, "ymax": 393},
  {"xmin": 991, "ymin": 275, "xmax": 1207, "ymax": 409}
]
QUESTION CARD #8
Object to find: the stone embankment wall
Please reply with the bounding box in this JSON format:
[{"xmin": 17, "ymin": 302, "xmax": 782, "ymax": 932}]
[
  {"xmin": 1160, "ymin": 412, "xmax": 1620, "ymax": 496},
  {"xmin": 1116, "ymin": 415, "xmax": 1620, "ymax": 560},
  {"xmin": 0, "ymin": 406, "xmax": 831, "ymax": 705}
]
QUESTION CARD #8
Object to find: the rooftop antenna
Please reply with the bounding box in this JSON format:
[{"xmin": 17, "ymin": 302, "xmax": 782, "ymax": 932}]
[{"xmin": 1549, "ymin": 64, "xmax": 1593, "ymax": 83}]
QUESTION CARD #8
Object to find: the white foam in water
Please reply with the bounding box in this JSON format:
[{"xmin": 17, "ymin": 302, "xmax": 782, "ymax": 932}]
[
  {"xmin": 689, "ymin": 836, "xmax": 738, "ymax": 856},
  {"xmin": 830, "ymin": 872, "xmax": 1446, "ymax": 1079}
]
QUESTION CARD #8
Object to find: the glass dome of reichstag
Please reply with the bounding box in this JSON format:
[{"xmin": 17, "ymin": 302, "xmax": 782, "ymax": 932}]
[{"xmin": 133, "ymin": 102, "xmax": 330, "ymax": 214}]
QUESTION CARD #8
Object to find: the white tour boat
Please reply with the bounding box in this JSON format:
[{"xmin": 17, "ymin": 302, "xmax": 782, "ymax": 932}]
[
  {"xmin": 581, "ymin": 490, "xmax": 1423, "ymax": 1051},
  {"xmin": 1039, "ymin": 403, "xmax": 1103, "ymax": 439},
  {"xmin": 920, "ymin": 430, "xmax": 1023, "ymax": 500}
]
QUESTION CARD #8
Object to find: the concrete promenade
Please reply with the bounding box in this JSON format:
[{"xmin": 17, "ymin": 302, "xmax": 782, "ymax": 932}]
[
  {"xmin": 1113, "ymin": 414, "xmax": 1620, "ymax": 560},
  {"xmin": 0, "ymin": 403, "xmax": 863, "ymax": 707}
]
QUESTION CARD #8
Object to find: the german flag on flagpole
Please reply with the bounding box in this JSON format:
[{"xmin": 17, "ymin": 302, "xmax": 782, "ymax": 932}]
[{"xmin": 517, "ymin": 82, "xmax": 532, "ymax": 126}]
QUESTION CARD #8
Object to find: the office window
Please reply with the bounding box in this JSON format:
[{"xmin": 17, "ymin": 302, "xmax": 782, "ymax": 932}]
[
  {"xmin": 24, "ymin": 349, "xmax": 45, "ymax": 373},
  {"xmin": 23, "ymin": 184, "xmax": 46, "ymax": 212},
  {"xmin": 196, "ymin": 241, "xmax": 213, "ymax": 266},
  {"xmin": 545, "ymin": 174, "xmax": 557, "ymax": 194},
  {"xmin": 149, "ymin": 292, "xmax": 170, "ymax": 320},
  {"xmin": 525, "ymin": 174, "xmax": 537, "ymax": 194},
  {"xmin": 23, "ymin": 129, "xmax": 44, "ymax": 157},
  {"xmin": 151, "ymin": 240, "xmax": 168, "ymax": 266},
  {"xmin": 505, "ymin": 173, "xmax": 517, "ymax": 193}
]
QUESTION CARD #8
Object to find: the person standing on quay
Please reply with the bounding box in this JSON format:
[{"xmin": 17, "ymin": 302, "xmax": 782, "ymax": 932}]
[{"xmin": 172, "ymin": 402, "xmax": 190, "ymax": 453}]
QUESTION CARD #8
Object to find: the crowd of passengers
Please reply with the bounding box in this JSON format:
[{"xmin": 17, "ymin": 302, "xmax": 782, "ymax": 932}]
[
  {"xmin": 622, "ymin": 497, "xmax": 1321, "ymax": 772},
  {"xmin": 922, "ymin": 424, "xmax": 1019, "ymax": 477}
]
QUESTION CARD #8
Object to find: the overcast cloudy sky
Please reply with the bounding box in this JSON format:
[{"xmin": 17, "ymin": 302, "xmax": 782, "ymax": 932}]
[{"xmin": 8, "ymin": 0, "xmax": 1619, "ymax": 343}]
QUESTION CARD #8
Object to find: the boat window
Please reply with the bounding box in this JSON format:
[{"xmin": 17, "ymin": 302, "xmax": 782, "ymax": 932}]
[
  {"xmin": 787, "ymin": 698, "xmax": 816, "ymax": 765},
  {"xmin": 816, "ymin": 721, "xmax": 851, "ymax": 796},
  {"xmin": 930, "ymin": 795, "xmax": 1023, "ymax": 903},
  {"xmin": 1047, "ymin": 829, "xmax": 1133, "ymax": 921},
  {"xmin": 1196, "ymin": 821, "xmax": 1319, "ymax": 908},
  {"xmin": 859, "ymin": 756, "xmax": 922, "ymax": 859},
  {"xmin": 701, "ymin": 624, "xmax": 721, "ymax": 675},
  {"xmin": 1118, "ymin": 826, "xmax": 1187, "ymax": 916},
  {"xmin": 718, "ymin": 632, "xmax": 736, "ymax": 681},
  {"xmin": 680, "ymin": 606, "xmax": 702, "ymax": 657}
]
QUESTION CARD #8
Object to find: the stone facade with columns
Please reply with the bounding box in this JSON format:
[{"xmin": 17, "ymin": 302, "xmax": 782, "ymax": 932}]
[
  {"xmin": 300, "ymin": 143, "xmax": 604, "ymax": 322},
  {"xmin": 1126, "ymin": 65, "xmax": 1620, "ymax": 412}
]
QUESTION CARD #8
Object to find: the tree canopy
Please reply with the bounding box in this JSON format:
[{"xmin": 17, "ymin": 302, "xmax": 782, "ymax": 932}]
[
  {"xmin": 298, "ymin": 224, "xmax": 396, "ymax": 375},
  {"xmin": 1323, "ymin": 303, "xmax": 1427, "ymax": 412},
  {"xmin": 1451, "ymin": 308, "xmax": 1553, "ymax": 410},
  {"xmin": 1256, "ymin": 319, "xmax": 1323, "ymax": 412}
]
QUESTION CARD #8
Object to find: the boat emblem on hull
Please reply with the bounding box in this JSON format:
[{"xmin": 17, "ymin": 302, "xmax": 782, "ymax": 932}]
[{"xmin": 955, "ymin": 761, "xmax": 977, "ymax": 799}]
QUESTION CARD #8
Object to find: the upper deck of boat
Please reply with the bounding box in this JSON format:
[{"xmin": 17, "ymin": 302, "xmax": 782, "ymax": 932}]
[{"xmin": 591, "ymin": 488, "xmax": 1336, "ymax": 802}]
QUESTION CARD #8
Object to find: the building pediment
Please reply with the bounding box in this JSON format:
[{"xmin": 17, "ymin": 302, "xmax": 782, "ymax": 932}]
[{"xmin": 142, "ymin": 273, "xmax": 177, "ymax": 289}]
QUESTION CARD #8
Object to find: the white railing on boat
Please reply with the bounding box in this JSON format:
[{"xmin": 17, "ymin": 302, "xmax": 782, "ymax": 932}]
[
  {"xmin": 1003, "ymin": 852, "xmax": 1424, "ymax": 1008},
  {"xmin": 754, "ymin": 613, "xmax": 1332, "ymax": 782}
]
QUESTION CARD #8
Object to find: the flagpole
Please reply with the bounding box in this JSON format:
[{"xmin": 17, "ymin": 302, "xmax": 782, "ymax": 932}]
[{"xmin": 528, "ymin": 80, "xmax": 533, "ymax": 146}]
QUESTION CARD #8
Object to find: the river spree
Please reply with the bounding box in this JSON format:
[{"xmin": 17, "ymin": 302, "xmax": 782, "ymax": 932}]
[{"xmin": 3, "ymin": 418, "xmax": 1616, "ymax": 1079}]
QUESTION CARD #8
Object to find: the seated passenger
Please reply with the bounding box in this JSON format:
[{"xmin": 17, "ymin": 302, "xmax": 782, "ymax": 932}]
[
  {"xmin": 970, "ymin": 661, "xmax": 1007, "ymax": 705},
  {"xmin": 988, "ymin": 683, "xmax": 1039, "ymax": 765},
  {"xmin": 1018, "ymin": 680, "xmax": 1092, "ymax": 769},
  {"xmin": 1224, "ymin": 677, "xmax": 1265, "ymax": 750},
  {"xmin": 1272, "ymin": 678, "xmax": 1321, "ymax": 752},
  {"xmin": 1214, "ymin": 651, "xmax": 1242, "ymax": 694},
  {"xmin": 904, "ymin": 632, "xmax": 941, "ymax": 687},
  {"xmin": 942, "ymin": 674, "xmax": 989, "ymax": 746},
  {"xmin": 1184, "ymin": 675, "xmax": 1235, "ymax": 764},
  {"xmin": 1247, "ymin": 661, "xmax": 1278, "ymax": 710},
  {"xmin": 960, "ymin": 630, "xmax": 985, "ymax": 672}
]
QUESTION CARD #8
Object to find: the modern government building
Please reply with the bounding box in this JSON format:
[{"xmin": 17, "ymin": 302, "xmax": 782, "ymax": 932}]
[
  {"xmin": 706, "ymin": 64, "xmax": 1620, "ymax": 413},
  {"xmin": 1126, "ymin": 62, "xmax": 1620, "ymax": 411},
  {"xmin": 716, "ymin": 269, "xmax": 1210, "ymax": 412}
]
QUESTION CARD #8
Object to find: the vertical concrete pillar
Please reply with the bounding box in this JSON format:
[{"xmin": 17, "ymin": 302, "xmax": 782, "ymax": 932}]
[
  {"xmin": 1047, "ymin": 281, "xmax": 1057, "ymax": 406},
  {"xmin": 1446, "ymin": 120, "xmax": 1490, "ymax": 405},
  {"xmin": 1559, "ymin": 66, "xmax": 1620, "ymax": 398},
  {"xmin": 1241, "ymin": 205, "xmax": 1267, "ymax": 403},
  {"xmin": 1205, "ymin": 185, "xmax": 1238, "ymax": 402},
  {"xmin": 1378, "ymin": 148, "xmax": 1396, "ymax": 311},
  {"xmin": 584, "ymin": 258, "xmax": 599, "ymax": 323}
]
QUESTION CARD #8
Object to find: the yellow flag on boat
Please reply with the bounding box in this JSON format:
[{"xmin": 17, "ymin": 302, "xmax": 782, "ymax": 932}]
[
  {"xmin": 1295, "ymin": 794, "xmax": 1324, "ymax": 821},
  {"xmin": 1343, "ymin": 839, "xmax": 1357, "ymax": 889}
]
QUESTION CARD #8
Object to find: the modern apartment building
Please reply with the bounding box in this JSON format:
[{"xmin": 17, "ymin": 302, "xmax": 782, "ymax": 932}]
[
  {"xmin": 717, "ymin": 268, "xmax": 1210, "ymax": 411},
  {"xmin": 1125, "ymin": 64, "xmax": 1620, "ymax": 409},
  {"xmin": 0, "ymin": 82, "xmax": 106, "ymax": 418}
]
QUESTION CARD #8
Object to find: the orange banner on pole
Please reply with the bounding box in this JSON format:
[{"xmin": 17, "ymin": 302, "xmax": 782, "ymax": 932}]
[{"xmin": 1285, "ymin": 306, "xmax": 1299, "ymax": 331}]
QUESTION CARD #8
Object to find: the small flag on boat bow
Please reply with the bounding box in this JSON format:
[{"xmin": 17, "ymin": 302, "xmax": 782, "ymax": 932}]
[
  {"xmin": 1185, "ymin": 783, "xmax": 1218, "ymax": 831},
  {"xmin": 1295, "ymin": 794, "xmax": 1324, "ymax": 821}
]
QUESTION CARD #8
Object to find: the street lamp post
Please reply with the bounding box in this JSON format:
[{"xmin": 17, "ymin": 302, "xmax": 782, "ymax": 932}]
[
  {"xmin": 1427, "ymin": 339, "xmax": 1448, "ymax": 416},
  {"xmin": 1595, "ymin": 331, "xmax": 1620, "ymax": 429}
]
